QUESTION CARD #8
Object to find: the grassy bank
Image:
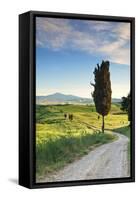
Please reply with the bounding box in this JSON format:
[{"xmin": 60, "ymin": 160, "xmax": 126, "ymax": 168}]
[
  {"xmin": 36, "ymin": 131, "xmax": 117, "ymax": 180},
  {"xmin": 112, "ymin": 126, "xmax": 130, "ymax": 160}
]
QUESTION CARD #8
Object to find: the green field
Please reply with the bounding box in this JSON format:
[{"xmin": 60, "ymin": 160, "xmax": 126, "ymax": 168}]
[{"xmin": 36, "ymin": 103, "xmax": 129, "ymax": 180}]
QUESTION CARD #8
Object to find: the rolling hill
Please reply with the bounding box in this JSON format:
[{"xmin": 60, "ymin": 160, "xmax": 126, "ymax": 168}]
[{"xmin": 36, "ymin": 93, "xmax": 121, "ymax": 105}]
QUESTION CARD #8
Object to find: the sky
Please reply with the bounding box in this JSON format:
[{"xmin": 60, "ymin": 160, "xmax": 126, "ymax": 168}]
[{"xmin": 36, "ymin": 17, "xmax": 130, "ymax": 98}]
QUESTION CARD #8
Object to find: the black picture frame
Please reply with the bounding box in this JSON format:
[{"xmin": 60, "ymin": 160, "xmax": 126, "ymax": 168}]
[{"xmin": 19, "ymin": 10, "xmax": 135, "ymax": 189}]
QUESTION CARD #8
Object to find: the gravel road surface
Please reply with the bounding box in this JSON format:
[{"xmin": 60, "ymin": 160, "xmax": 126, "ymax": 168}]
[{"xmin": 38, "ymin": 132, "xmax": 129, "ymax": 182}]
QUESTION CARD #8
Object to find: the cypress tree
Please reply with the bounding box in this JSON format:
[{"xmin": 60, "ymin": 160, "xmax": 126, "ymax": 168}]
[
  {"xmin": 121, "ymin": 93, "xmax": 131, "ymax": 122},
  {"xmin": 91, "ymin": 60, "xmax": 112, "ymax": 133}
]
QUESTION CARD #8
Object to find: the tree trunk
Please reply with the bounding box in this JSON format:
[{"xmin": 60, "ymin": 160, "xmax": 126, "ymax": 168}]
[{"xmin": 102, "ymin": 115, "xmax": 104, "ymax": 133}]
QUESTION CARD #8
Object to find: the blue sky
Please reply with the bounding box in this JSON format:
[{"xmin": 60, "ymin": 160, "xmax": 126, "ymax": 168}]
[{"xmin": 36, "ymin": 17, "xmax": 130, "ymax": 98}]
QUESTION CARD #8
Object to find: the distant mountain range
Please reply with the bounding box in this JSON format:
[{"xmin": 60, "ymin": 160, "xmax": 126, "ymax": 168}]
[{"xmin": 36, "ymin": 92, "xmax": 121, "ymax": 105}]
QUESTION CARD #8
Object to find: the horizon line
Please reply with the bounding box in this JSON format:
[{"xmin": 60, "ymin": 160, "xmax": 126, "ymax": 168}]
[{"xmin": 36, "ymin": 92, "xmax": 124, "ymax": 99}]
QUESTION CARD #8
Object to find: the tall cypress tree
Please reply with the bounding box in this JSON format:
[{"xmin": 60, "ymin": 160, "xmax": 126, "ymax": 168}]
[{"xmin": 91, "ymin": 60, "xmax": 112, "ymax": 133}]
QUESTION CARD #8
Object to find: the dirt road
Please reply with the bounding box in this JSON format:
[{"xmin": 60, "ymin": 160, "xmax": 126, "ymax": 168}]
[{"xmin": 39, "ymin": 132, "xmax": 130, "ymax": 182}]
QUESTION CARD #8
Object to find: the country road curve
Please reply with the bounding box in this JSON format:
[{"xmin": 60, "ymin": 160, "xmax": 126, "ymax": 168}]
[{"xmin": 39, "ymin": 132, "xmax": 130, "ymax": 183}]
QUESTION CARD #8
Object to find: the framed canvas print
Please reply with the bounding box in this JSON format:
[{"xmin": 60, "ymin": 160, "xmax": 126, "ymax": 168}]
[{"xmin": 19, "ymin": 11, "xmax": 135, "ymax": 189}]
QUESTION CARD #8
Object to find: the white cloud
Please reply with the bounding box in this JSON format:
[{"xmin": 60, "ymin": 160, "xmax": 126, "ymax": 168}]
[
  {"xmin": 99, "ymin": 38, "xmax": 130, "ymax": 65},
  {"xmin": 36, "ymin": 17, "xmax": 130, "ymax": 65},
  {"xmin": 115, "ymin": 23, "xmax": 130, "ymax": 40}
]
